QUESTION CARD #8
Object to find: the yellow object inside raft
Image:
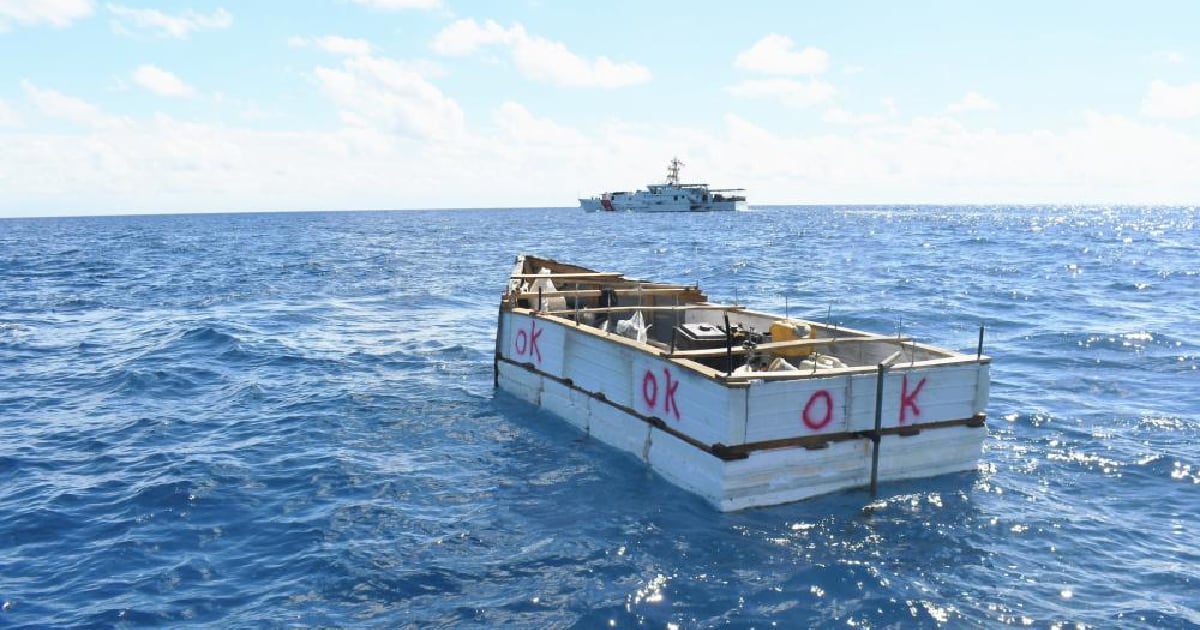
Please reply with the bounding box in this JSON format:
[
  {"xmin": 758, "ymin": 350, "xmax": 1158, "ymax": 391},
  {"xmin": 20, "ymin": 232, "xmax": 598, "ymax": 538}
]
[{"xmin": 769, "ymin": 320, "xmax": 816, "ymax": 357}]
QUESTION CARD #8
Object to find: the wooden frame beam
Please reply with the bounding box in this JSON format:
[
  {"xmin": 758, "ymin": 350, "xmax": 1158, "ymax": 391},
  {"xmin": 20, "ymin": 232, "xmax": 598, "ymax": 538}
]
[
  {"xmin": 512, "ymin": 287, "xmax": 702, "ymax": 299},
  {"xmin": 540, "ymin": 305, "xmax": 746, "ymax": 315},
  {"xmin": 670, "ymin": 336, "xmax": 912, "ymax": 359},
  {"xmin": 511, "ymin": 272, "xmax": 624, "ymax": 280}
]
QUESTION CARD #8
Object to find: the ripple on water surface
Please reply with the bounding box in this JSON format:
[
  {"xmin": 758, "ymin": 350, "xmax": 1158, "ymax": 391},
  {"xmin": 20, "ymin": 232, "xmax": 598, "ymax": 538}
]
[{"xmin": 0, "ymin": 206, "xmax": 1198, "ymax": 626}]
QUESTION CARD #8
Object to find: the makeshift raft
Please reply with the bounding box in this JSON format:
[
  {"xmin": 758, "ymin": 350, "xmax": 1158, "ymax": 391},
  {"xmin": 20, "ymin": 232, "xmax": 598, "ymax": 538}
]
[{"xmin": 494, "ymin": 254, "xmax": 989, "ymax": 511}]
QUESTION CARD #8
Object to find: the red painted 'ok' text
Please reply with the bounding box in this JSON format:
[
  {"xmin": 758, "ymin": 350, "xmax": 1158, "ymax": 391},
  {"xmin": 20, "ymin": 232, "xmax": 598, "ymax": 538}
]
[
  {"xmin": 899, "ymin": 374, "xmax": 927, "ymax": 424},
  {"xmin": 513, "ymin": 319, "xmax": 543, "ymax": 363},
  {"xmin": 641, "ymin": 367, "xmax": 681, "ymax": 421},
  {"xmin": 802, "ymin": 389, "xmax": 834, "ymax": 430}
]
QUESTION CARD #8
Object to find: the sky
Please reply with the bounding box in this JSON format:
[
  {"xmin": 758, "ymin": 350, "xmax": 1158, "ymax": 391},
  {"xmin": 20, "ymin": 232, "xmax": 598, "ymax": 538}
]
[{"xmin": 1, "ymin": 0, "xmax": 1199, "ymax": 217}]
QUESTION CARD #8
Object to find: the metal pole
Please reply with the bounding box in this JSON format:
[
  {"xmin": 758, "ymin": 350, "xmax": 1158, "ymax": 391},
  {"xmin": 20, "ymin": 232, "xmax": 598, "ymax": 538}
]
[
  {"xmin": 977, "ymin": 323, "xmax": 985, "ymax": 359},
  {"xmin": 671, "ymin": 295, "xmax": 680, "ymax": 354},
  {"xmin": 724, "ymin": 313, "xmax": 733, "ymax": 376},
  {"xmin": 537, "ymin": 287, "xmax": 543, "ymax": 312},
  {"xmin": 493, "ymin": 304, "xmax": 505, "ymax": 388},
  {"xmin": 869, "ymin": 362, "xmax": 887, "ymax": 497}
]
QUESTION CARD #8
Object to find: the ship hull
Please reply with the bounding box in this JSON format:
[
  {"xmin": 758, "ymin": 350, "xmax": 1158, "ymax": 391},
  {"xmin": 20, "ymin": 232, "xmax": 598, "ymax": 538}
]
[{"xmin": 579, "ymin": 198, "xmax": 748, "ymax": 212}]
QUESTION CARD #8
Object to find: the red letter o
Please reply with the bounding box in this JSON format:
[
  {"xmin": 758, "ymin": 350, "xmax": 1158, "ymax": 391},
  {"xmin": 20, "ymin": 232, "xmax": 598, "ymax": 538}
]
[
  {"xmin": 642, "ymin": 370, "xmax": 658, "ymax": 408},
  {"xmin": 802, "ymin": 390, "xmax": 834, "ymax": 430}
]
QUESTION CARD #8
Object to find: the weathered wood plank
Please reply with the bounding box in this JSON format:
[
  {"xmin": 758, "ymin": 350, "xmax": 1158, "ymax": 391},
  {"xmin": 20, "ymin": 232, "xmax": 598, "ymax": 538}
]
[
  {"xmin": 542, "ymin": 305, "xmax": 746, "ymax": 315},
  {"xmin": 511, "ymin": 272, "xmax": 624, "ymax": 279},
  {"xmin": 672, "ymin": 336, "xmax": 912, "ymax": 359},
  {"xmin": 512, "ymin": 288, "xmax": 702, "ymax": 299}
]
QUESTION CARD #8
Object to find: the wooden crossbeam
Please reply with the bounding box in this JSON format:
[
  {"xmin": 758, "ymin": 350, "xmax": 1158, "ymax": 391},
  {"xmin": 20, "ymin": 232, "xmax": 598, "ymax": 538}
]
[
  {"xmin": 670, "ymin": 336, "xmax": 912, "ymax": 358},
  {"xmin": 511, "ymin": 272, "xmax": 624, "ymax": 280},
  {"xmin": 540, "ymin": 305, "xmax": 745, "ymax": 315},
  {"xmin": 512, "ymin": 287, "xmax": 701, "ymax": 299}
]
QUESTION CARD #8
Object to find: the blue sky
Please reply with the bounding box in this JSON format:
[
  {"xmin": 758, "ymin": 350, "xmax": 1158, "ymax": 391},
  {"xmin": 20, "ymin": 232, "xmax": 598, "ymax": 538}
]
[{"xmin": 1, "ymin": 0, "xmax": 1199, "ymax": 216}]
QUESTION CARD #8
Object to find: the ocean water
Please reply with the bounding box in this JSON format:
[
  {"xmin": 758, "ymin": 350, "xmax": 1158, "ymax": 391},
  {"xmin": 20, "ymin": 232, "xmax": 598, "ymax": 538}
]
[{"xmin": 1, "ymin": 205, "xmax": 1197, "ymax": 628}]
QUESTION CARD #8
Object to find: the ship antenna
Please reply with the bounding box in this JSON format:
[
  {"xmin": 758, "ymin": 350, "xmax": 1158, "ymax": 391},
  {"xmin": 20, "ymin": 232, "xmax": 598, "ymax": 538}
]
[{"xmin": 666, "ymin": 157, "xmax": 684, "ymax": 186}]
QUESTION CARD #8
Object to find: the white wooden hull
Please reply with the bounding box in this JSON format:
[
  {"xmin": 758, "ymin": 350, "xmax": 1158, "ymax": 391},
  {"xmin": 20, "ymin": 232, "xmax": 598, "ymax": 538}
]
[
  {"xmin": 495, "ymin": 309, "xmax": 988, "ymax": 511},
  {"xmin": 495, "ymin": 255, "xmax": 989, "ymax": 510},
  {"xmin": 498, "ymin": 359, "xmax": 984, "ymax": 510}
]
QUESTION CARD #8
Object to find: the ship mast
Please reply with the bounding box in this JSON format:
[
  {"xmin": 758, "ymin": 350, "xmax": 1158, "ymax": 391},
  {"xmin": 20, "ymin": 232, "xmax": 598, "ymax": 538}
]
[{"xmin": 666, "ymin": 157, "xmax": 684, "ymax": 185}]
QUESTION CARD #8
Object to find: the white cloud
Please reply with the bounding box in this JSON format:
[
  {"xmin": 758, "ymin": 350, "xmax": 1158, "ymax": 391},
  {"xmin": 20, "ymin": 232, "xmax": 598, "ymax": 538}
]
[
  {"xmin": 0, "ymin": 0, "xmax": 93, "ymax": 31},
  {"xmin": 288, "ymin": 35, "xmax": 374, "ymax": 56},
  {"xmin": 1153, "ymin": 50, "xmax": 1185, "ymax": 64},
  {"xmin": 726, "ymin": 78, "xmax": 836, "ymax": 108},
  {"xmin": 347, "ymin": 0, "xmax": 440, "ymax": 9},
  {"xmin": 21, "ymin": 80, "xmax": 128, "ymax": 129},
  {"xmin": 132, "ymin": 64, "xmax": 195, "ymax": 98},
  {"xmin": 493, "ymin": 101, "xmax": 587, "ymax": 148},
  {"xmin": 5, "ymin": 79, "xmax": 1200, "ymax": 216},
  {"xmin": 107, "ymin": 3, "xmax": 231, "ymax": 38},
  {"xmin": 0, "ymin": 98, "xmax": 20, "ymax": 126},
  {"xmin": 734, "ymin": 34, "xmax": 829, "ymax": 75},
  {"xmin": 1141, "ymin": 80, "xmax": 1200, "ymax": 119},
  {"xmin": 431, "ymin": 17, "xmax": 510, "ymax": 56},
  {"xmin": 314, "ymin": 53, "xmax": 464, "ymax": 141},
  {"xmin": 431, "ymin": 19, "xmax": 651, "ymax": 88},
  {"xmin": 823, "ymin": 107, "xmax": 883, "ymax": 126},
  {"xmin": 946, "ymin": 91, "xmax": 998, "ymax": 113},
  {"xmin": 716, "ymin": 110, "xmax": 1200, "ymax": 204},
  {"xmin": 823, "ymin": 98, "xmax": 898, "ymax": 126},
  {"xmin": 316, "ymin": 35, "xmax": 372, "ymax": 56}
]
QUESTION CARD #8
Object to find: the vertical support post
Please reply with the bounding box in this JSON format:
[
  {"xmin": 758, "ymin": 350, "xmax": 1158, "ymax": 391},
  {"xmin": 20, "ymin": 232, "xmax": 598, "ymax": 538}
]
[
  {"xmin": 537, "ymin": 287, "xmax": 543, "ymax": 312},
  {"xmin": 977, "ymin": 323, "xmax": 985, "ymax": 359},
  {"xmin": 869, "ymin": 362, "xmax": 887, "ymax": 497},
  {"xmin": 493, "ymin": 304, "xmax": 506, "ymax": 388},
  {"xmin": 723, "ymin": 313, "xmax": 733, "ymax": 376},
  {"xmin": 672, "ymin": 295, "xmax": 680, "ymax": 353}
]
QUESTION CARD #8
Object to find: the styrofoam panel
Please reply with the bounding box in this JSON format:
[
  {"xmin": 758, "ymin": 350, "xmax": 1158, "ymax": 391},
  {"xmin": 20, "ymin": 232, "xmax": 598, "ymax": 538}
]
[
  {"xmin": 540, "ymin": 378, "xmax": 589, "ymax": 431},
  {"xmin": 743, "ymin": 376, "xmax": 852, "ymax": 442},
  {"xmin": 630, "ymin": 354, "xmax": 734, "ymax": 447},
  {"xmin": 646, "ymin": 428, "xmax": 724, "ymax": 506},
  {"xmin": 875, "ymin": 426, "xmax": 986, "ymax": 480},
  {"xmin": 725, "ymin": 440, "xmax": 870, "ymax": 490},
  {"xmin": 501, "ymin": 313, "xmax": 566, "ymax": 378},
  {"xmin": 719, "ymin": 441, "xmax": 872, "ymax": 510},
  {"xmin": 587, "ymin": 396, "xmax": 652, "ymax": 457},
  {"xmin": 845, "ymin": 365, "xmax": 983, "ymax": 431},
  {"xmin": 497, "ymin": 363, "xmax": 541, "ymax": 405},
  {"xmin": 563, "ymin": 331, "xmax": 633, "ymax": 407}
]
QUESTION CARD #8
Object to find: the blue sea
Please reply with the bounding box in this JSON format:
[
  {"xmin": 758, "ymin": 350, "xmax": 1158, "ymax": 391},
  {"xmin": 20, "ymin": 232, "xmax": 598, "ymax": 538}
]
[{"xmin": 1, "ymin": 206, "xmax": 1197, "ymax": 627}]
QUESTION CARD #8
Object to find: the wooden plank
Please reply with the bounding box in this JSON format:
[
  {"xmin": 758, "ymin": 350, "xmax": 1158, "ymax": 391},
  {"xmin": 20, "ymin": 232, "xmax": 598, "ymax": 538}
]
[
  {"xmin": 542, "ymin": 305, "xmax": 746, "ymax": 315},
  {"xmin": 511, "ymin": 272, "xmax": 624, "ymax": 279},
  {"xmin": 512, "ymin": 287, "xmax": 701, "ymax": 299},
  {"xmin": 671, "ymin": 336, "xmax": 912, "ymax": 359},
  {"xmin": 720, "ymin": 356, "xmax": 988, "ymax": 382}
]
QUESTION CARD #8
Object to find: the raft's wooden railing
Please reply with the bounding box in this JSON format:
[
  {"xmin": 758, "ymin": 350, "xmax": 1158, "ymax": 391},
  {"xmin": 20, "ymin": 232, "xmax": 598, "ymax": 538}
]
[
  {"xmin": 511, "ymin": 287, "xmax": 701, "ymax": 299},
  {"xmin": 540, "ymin": 305, "xmax": 747, "ymax": 314},
  {"xmin": 510, "ymin": 307, "xmax": 987, "ymax": 382},
  {"xmin": 668, "ymin": 336, "xmax": 914, "ymax": 359},
  {"xmin": 510, "ymin": 272, "xmax": 625, "ymax": 280}
]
